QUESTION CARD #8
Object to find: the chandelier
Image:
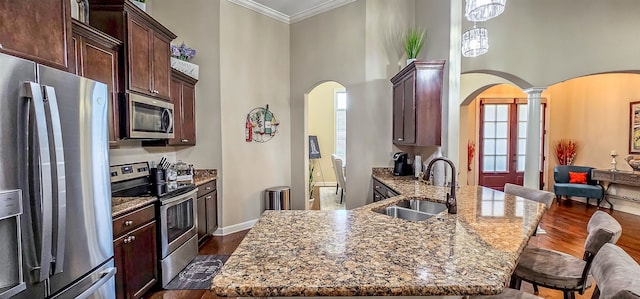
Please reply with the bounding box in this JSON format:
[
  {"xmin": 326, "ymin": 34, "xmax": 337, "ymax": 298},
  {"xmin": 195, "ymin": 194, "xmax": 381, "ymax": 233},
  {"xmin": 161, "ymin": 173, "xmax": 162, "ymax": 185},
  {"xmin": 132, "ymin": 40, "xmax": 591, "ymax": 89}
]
[
  {"xmin": 465, "ymin": 0, "xmax": 506, "ymax": 22},
  {"xmin": 461, "ymin": 25, "xmax": 489, "ymax": 57}
]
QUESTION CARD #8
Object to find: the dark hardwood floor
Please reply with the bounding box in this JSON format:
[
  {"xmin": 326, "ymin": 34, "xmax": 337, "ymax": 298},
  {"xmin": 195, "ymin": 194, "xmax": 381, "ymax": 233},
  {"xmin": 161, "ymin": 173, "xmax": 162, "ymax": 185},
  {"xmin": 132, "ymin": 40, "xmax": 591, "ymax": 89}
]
[{"xmin": 145, "ymin": 200, "xmax": 640, "ymax": 299}]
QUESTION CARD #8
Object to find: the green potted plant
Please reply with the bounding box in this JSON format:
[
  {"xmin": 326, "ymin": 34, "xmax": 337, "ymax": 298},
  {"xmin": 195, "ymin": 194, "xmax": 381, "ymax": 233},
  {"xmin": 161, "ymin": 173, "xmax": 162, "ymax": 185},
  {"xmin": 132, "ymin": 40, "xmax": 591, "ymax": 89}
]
[{"xmin": 403, "ymin": 28, "xmax": 426, "ymax": 65}]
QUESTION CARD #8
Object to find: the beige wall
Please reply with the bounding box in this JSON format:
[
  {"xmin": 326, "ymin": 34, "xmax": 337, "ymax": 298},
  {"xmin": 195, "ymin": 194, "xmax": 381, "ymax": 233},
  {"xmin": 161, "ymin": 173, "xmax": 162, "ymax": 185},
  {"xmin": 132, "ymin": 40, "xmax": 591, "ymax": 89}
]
[
  {"xmin": 461, "ymin": 0, "xmax": 640, "ymax": 88},
  {"xmin": 465, "ymin": 76, "xmax": 640, "ymax": 214},
  {"xmin": 218, "ymin": 1, "xmax": 291, "ymax": 228},
  {"xmin": 308, "ymin": 82, "xmax": 343, "ymax": 184},
  {"xmin": 151, "ymin": 1, "xmax": 290, "ymax": 230},
  {"xmin": 291, "ymin": 0, "xmax": 417, "ymax": 210},
  {"xmin": 290, "ymin": 1, "xmax": 366, "ymax": 209}
]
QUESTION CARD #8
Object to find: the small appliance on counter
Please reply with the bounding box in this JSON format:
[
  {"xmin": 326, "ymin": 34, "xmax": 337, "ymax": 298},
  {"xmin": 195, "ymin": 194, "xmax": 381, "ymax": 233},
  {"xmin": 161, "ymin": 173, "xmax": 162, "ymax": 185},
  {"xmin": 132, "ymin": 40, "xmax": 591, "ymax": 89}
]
[{"xmin": 393, "ymin": 152, "xmax": 413, "ymax": 176}]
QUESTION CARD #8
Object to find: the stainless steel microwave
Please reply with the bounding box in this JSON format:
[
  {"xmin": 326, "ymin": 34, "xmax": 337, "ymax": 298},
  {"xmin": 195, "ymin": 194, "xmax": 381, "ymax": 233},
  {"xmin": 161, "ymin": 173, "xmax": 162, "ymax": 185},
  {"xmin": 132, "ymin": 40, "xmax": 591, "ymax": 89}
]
[{"xmin": 121, "ymin": 93, "xmax": 174, "ymax": 139}]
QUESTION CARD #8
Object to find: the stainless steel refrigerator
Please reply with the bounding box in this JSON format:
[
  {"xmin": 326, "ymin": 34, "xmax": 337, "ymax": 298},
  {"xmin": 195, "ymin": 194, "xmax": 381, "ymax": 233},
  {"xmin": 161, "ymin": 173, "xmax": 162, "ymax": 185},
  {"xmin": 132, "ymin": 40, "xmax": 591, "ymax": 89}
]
[{"xmin": 0, "ymin": 53, "xmax": 115, "ymax": 298}]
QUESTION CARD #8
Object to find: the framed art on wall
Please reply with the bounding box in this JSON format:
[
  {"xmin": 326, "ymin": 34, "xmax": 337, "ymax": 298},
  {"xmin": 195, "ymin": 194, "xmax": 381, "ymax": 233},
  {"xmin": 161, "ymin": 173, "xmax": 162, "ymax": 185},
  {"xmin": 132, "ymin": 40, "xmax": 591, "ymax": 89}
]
[{"xmin": 630, "ymin": 101, "xmax": 640, "ymax": 153}]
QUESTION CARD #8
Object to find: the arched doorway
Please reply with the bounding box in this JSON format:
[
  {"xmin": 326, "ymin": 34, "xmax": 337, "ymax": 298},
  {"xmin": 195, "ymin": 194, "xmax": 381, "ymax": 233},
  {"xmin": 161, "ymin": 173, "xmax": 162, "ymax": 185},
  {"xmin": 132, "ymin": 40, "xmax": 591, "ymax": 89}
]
[{"xmin": 304, "ymin": 81, "xmax": 347, "ymax": 210}]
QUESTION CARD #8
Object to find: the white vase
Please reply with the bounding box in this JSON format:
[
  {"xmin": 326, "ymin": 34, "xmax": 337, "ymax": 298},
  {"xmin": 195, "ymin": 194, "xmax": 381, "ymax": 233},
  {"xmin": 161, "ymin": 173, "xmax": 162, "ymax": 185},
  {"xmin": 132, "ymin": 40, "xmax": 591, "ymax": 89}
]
[
  {"xmin": 406, "ymin": 58, "xmax": 417, "ymax": 66},
  {"xmin": 170, "ymin": 57, "xmax": 199, "ymax": 80},
  {"xmin": 132, "ymin": 1, "xmax": 146, "ymax": 12}
]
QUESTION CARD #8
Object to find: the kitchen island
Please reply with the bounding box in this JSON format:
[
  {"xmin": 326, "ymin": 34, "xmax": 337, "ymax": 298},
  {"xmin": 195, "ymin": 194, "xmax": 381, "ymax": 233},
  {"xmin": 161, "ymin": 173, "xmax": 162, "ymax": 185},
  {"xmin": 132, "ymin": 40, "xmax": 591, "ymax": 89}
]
[{"xmin": 211, "ymin": 169, "xmax": 546, "ymax": 297}]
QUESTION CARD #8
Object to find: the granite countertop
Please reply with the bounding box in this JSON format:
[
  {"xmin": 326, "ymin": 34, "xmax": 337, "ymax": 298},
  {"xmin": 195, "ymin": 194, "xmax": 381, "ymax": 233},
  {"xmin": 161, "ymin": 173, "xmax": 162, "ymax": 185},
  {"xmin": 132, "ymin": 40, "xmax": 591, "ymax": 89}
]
[
  {"xmin": 211, "ymin": 167, "xmax": 546, "ymax": 297},
  {"xmin": 194, "ymin": 169, "xmax": 217, "ymax": 186},
  {"xmin": 112, "ymin": 196, "xmax": 158, "ymax": 218}
]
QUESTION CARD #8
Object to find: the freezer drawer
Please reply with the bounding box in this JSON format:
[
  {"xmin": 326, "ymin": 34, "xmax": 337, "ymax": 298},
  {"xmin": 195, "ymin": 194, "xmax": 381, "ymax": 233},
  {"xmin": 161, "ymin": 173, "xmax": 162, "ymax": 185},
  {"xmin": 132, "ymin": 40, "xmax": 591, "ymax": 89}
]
[{"xmin": 50, "ymin": 259, "xmax": 116, "ymax": 299}]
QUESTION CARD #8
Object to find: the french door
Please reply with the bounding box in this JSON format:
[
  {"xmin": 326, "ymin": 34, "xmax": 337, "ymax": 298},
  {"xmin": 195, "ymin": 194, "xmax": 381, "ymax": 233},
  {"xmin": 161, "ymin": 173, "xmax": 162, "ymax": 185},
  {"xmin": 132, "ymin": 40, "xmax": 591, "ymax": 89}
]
[{"xmin": 478, "ymin": 99, "xmax": 546, "ymax": 191}]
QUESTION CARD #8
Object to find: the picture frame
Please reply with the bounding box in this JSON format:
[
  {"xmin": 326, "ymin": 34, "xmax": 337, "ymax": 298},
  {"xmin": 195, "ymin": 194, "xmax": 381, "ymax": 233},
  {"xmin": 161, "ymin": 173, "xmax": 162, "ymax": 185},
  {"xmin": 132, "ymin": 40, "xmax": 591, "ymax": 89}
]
[
  {"xmin": 309, "ymin": 135, "xmax": 321, "ymax": 159},
  {"xmin": 629, "ymin": 101, "xmax": 640, "ymax": 154}
]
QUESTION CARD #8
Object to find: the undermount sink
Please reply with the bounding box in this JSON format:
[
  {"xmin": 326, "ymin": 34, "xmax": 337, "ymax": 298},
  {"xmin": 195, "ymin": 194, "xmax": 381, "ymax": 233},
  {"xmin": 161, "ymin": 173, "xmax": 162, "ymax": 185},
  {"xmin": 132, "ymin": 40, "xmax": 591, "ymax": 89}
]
[{"xmin": 375, "ymin": 200, "xmax": 447, "ymax": 221}]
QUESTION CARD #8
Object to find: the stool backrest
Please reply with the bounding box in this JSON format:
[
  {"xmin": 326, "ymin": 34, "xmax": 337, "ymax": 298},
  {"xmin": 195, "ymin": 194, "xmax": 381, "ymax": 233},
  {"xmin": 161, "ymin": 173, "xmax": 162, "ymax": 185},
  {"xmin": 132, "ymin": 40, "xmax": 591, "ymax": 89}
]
[
  {"xmin": 578, "ymin": 211, "xmax": 623, "ymax": 294},
  {"xmin": 590, "ymin": 243, "xmax": 640, "ymax": 299},
  {"xmin": 504, "ymin": 183, "xmax": 554, "ymax": 209}
]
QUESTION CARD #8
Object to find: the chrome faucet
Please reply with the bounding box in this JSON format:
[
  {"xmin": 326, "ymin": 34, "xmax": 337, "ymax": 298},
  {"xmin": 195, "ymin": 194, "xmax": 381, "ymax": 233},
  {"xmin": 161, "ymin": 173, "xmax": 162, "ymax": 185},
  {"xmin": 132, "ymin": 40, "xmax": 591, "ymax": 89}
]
[{"xmin": 424, "ymin": 157, "xmax": 457, "ymax": 214}]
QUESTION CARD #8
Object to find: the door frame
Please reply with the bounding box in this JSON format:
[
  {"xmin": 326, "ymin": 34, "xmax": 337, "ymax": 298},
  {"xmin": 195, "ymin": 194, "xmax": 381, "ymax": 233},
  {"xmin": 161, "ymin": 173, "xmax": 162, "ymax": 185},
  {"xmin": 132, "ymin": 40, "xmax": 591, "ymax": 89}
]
[{"xmin": 477, "ymin": 98, "xmax": 547, "ymax": 190}]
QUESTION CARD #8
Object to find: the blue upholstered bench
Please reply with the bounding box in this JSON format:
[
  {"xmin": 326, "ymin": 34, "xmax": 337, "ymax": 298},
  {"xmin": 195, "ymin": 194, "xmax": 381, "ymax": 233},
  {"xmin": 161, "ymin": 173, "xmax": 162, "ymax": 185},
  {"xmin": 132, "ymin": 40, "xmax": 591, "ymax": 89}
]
[{"xmin": 554, "ymin": 165, "xmax": 604, "ymax": 207}]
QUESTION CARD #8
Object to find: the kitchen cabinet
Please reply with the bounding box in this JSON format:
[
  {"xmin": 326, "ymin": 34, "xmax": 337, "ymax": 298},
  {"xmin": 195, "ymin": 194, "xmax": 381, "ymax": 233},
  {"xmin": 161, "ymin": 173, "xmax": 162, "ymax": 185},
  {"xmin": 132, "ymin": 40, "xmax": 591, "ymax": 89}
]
[
  {"xmin": 196, "ymin": 180, "xmax": 217, "ymax": 245},
  {"xmin": 169, "ymin": 69, "xmax": 197, "ymax": 146},
  {"xmin": 113, "ymin": 204, "xmax": 157, "ymax": 299},
  {"xmin": 70, "ymin": 19, "xmax": 122, "ymax": 147},
  {"xmin": 88, "ymin": 0, "xmax": 176, "ymax": 100},
  {"xmin": 390, "ymin": 60, "xmax": 445, "ymax": 146},
  {"xmin": 0, "ymin": 0, "xmax": 72, "ymax": 70},
  {"xmin": 372, "ymin": 177, "xmax": 398, "ymax": 202}
]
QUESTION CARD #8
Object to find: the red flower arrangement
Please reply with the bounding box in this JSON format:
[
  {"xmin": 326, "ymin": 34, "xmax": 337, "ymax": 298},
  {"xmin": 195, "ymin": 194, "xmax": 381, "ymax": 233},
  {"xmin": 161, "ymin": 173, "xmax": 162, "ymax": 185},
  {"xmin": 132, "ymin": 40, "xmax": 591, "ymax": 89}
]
[
  {"xmin": 467, "ymin": 141, "xmax": 475, "ymax": 171},
  {"xmin": 555, "ymin": 139, "xmax": 578, "ymax": 165}
]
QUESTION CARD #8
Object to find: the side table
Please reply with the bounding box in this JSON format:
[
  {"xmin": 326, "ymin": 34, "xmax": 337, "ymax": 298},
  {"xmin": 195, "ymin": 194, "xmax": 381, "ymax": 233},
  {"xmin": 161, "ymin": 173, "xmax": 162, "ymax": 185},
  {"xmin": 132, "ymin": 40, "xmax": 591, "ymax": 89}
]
[{"xmin": 591, "ymin": 169, "xmax": 640, "ymax": 210}]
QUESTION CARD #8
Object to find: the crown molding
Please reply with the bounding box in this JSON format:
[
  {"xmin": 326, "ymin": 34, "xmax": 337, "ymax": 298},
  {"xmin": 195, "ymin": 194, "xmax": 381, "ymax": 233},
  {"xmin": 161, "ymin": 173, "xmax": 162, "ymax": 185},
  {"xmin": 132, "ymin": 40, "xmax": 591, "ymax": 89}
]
[
  {"xmin": 227, "ymin": 0, "xmax": 290, "ymax": 24},
  {"xmin": 289, "ymin": 0, "xmax": 357, "ymax": 23},
  {"xmin": 227, "ymin": 0, "xmax": 357, "ymax": 24}
]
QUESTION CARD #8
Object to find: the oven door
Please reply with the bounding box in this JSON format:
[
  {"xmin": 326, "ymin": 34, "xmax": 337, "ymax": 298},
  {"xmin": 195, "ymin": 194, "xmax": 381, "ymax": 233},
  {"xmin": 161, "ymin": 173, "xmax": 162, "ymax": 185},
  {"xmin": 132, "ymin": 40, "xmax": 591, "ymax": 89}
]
[
  {"xmin": 123, "ymin": 93, "xmax": 174, "ymax": 139},
  {"xmin": 159, "ymin": 189, "xmax": 197, "ymax": 259}
]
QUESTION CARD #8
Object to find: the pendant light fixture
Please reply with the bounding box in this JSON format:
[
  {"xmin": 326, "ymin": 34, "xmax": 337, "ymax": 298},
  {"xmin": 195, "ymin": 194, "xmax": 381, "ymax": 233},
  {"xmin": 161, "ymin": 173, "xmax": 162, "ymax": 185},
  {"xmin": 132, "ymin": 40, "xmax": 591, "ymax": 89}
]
[
  {"xmin": 461, "ymin": 24, "xmax": 489, "ymax": 57},
  {"xmin": 465, "ymin": 0, "xmax": 507, "ymax": 22}
]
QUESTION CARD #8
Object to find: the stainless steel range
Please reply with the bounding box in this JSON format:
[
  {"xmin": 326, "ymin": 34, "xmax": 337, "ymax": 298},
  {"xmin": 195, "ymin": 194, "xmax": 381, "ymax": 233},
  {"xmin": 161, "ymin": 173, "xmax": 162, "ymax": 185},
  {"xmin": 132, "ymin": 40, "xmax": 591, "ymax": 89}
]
[{"xmin": 110, "ymin": 162, "xmax": 198, "ymax": 288}]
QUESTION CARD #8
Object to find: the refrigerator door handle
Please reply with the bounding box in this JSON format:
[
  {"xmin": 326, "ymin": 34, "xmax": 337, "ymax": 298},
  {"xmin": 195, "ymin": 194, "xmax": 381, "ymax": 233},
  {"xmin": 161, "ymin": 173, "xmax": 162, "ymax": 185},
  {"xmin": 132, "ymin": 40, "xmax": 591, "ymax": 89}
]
[
  {"xmin": 20, "ymin": 82, "xmax": 54, "ymax": 283},
  {"xmin": 42, "ymin": 86, "xmax": 67, "ymax": 275},
  {"xmin": 74, "ymin": 267, "xmax": 117, "ymax": 299}
]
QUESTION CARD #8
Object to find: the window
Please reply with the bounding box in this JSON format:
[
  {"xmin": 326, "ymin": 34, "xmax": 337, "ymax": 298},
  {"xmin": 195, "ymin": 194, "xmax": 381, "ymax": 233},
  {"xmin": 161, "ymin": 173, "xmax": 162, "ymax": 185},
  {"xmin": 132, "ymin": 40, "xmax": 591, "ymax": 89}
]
[{"xmin": 335, "ymin": 90, "xmax": 347, "ymax": 162}]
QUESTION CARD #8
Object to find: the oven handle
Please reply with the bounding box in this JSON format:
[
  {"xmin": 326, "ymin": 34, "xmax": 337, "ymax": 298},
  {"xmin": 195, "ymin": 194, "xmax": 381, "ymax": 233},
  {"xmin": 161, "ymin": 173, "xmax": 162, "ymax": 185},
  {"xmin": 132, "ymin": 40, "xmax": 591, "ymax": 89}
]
[{"xmin": 160, "ymin": 189, "xmax": 198, "ymax": 207}]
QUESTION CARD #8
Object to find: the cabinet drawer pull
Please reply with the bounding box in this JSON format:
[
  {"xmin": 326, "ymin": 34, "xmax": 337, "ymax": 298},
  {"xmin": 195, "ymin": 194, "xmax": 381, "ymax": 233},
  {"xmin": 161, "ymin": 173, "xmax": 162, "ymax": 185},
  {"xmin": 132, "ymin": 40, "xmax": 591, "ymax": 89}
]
[
  {"xmin": 206, "ymin": 186, "xmax": 212, "ymax": 190},
  {"xmin": 397, "ymin": 138, "xmax": 404, "ymax": 141},
  {"xmin": 181, "ymin": 139, "xmax": 189, "ymax": 143},
  {"xmin": 129, "ymin": 235, "xmax": 135, "ymax": 242},
  {"xmin": 123, "ymin": 236, "xmax": 131, "ymax": 244},
  {"xmin": 124, "ymin": 220, "xmax": 133, "ymax": 226},
  {"xmin": 374, "ymin": 185, "xmax": 381, "ymax": 189},
  {"xmin": 206, "ymin": 195, "xmax": 213, "ymax": 200}
]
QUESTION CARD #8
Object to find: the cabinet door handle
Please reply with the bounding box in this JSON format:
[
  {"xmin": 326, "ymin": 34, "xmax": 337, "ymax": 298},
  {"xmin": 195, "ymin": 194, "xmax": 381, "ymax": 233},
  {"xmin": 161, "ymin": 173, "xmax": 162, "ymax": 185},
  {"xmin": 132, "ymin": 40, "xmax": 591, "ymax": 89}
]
[
  {"xmin": 181, "ymin": 139, "xmax": 189, "ymax": 143},
  {"xmin": 206, "ymin": 195, "xmax": 213, "ymax": 200},
  {"xmin": 206, "ymin": 186, "xmax": 212, "ymax": 190},
  {"xmin": 124, "ymin": 220, "xmax": 133, "ymax": 226},
  {"xmin": 397, "ymin": 138, "xmax": 404, "ymax": 141},
  {"xmin": 129, "ymin": 235, "xmax": 136, "ymax": 242},
  {"xmin": 374, "ymin": 185, "xmax": 381, "ymax": 189},
  {"xmin": 123, "ymin": 236, "xmax": 131, "ymax": 244}
]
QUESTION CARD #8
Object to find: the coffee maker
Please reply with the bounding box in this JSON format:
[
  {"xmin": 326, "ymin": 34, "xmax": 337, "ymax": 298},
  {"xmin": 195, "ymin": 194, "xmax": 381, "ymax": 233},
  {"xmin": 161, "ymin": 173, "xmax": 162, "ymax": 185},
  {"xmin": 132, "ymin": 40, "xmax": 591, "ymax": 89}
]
[{"xmin": 393, "ymin": 152, "xmax": 412, "ymax": 176}]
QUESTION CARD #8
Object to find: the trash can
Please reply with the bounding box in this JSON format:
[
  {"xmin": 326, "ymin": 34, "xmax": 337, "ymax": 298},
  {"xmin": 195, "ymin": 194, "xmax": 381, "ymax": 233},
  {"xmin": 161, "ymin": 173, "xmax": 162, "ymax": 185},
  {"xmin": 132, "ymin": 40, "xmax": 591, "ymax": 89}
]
[{"xmin": 264, "ymin": 186, "xmax": 291, "ymax": 210}]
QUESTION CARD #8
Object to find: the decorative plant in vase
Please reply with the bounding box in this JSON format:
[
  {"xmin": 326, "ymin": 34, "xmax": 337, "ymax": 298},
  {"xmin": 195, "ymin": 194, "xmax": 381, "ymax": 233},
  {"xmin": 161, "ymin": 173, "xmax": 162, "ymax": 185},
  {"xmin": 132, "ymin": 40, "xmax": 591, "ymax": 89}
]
[
  {"xmin": 171, "ymin": 42, "xmax": 197, "ymax": 61},
  {"xmin": 554, "ymin": 139, "xmax": 578, "ymax": 165},
  {"xmin": 170, "ymin": 42, "xmax": 199, "ymax": 79},
  {"xmin": 403, "ymin": 27, "xmax": 426, "ymax": 65}
]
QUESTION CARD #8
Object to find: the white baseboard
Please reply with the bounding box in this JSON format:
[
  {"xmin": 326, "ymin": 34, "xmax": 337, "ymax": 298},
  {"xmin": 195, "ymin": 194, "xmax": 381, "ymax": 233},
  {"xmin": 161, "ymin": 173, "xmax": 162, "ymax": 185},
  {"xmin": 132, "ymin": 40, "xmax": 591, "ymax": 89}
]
[{"xmin": 212, "ymin": 218, "xmax": 258, "ymax": 236}]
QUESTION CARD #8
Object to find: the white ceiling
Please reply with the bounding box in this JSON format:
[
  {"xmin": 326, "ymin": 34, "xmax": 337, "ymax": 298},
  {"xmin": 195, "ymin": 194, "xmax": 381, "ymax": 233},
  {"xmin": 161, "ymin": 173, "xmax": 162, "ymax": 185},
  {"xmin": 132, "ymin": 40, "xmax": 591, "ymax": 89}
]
[{"xmin": 228, "ymin": 0, "xmax": 356, "ymax": 24}]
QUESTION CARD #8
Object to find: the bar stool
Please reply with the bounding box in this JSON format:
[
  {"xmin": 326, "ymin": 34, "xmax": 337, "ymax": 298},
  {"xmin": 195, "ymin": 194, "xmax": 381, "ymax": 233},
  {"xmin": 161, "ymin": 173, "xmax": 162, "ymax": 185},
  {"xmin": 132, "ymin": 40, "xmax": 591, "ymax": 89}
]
[
  {"xmin": 510, "ymin": 211, "xmax": 622, "ymax": 299},
  {"xmin": 590, "ymin": 243, "xmax": 640, "ymax": 298}
]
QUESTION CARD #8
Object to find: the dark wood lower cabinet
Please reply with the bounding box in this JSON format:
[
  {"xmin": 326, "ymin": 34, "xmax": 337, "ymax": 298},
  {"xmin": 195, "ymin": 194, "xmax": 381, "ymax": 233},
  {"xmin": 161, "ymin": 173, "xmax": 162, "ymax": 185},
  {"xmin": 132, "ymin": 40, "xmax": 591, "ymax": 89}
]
[
  {"xmin": 113, "ymin": 206, "xmax": 158, "ymax": 299},
  {"xmin": 196, "ymin": 180, "xmax": 218, "ymax": 245}
]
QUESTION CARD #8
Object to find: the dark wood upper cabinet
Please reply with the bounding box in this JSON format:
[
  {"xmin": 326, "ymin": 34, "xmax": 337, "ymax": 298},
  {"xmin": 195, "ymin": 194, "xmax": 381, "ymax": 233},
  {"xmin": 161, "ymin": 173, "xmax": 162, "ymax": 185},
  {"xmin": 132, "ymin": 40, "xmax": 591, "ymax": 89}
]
[
  {"xmin": 0, "ymin": 0, "xmax": 72, "ymax": 70},
  {"xmin": 70, "ymin": 19, "xmax": 122, "ymax": 147},
  {"xmin": 88, "ymin": 0, "xmax": 176, "ymax": 101},
  {"xmin": 390, "ymin": 60, "xmax": 445, "ymax": 146},
  {"xmin": 168, "ymin": 69, "xmax": 197, "ymax": 146}
]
